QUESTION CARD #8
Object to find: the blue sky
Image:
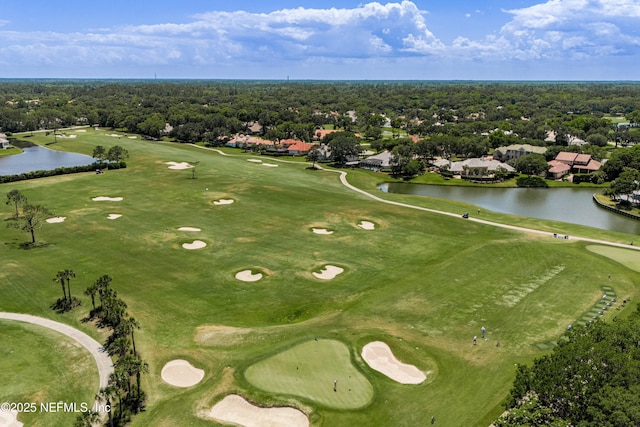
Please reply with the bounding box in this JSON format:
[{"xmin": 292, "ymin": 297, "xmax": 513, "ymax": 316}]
[{"xmin": 1, "ymin": 1, "xmax": 639, "ymax": 80}]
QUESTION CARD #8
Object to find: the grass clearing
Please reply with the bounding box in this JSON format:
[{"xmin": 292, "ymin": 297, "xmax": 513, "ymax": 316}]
[
  {"xmin": 1, "ymin": 128, "xmax": 639, "ymax": 426},
  {"xmin": 245, "ymin": 339, "xmax": 374, "ymax": 409},
  {"xmin": 0, "ymin": 321, "xmax": 97, "ymax": 427}
]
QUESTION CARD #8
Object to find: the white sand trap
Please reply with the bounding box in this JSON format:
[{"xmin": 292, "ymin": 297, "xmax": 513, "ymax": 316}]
[
  {"xmin": 247, "ymin": 159, "xmax": 262, "ymax": 163},
  {"xmin": 178, "ymin": 227, "xmax": 201, "ymax": 232},
  {"xmin": 183, "ymin": 240, "xmax": 207, "ymax": 250},
  {"xmin": 92, "ymin": 196, "xmax": 123, "ymax": 202},
  {"xmin": 262, "ymin": 163, "xmax": 279, "ymax": 167},
  {"xmin": 161, "ymin": 359, "xmax": 205, "ymax": 387},
  {"xmin": 127, "ymin": 136, "xmax": 137, "ymax": 139},
  {"xmin": 312, "ymin": 228, "xmax": 334, "ymax": 235},
  {"xmin": 165, "ymin": 161, "xmax": 194, "ymax": 170},
  {"xmin": 312, "ymin": 265, "xmax": 344, "ymax": 280},
  {"xmin": 0, "ymin": 409, "xmax": 23, "ymax": 427},
  {"xmin": 358, "ymin": 221, "xmax": 375, "ymax": 230},
  {"xmin": 214, "ymin": 199, "xmax": 234, "ymax": 205},
  {"xmin": 235, "ymin": 270, "xmax": 263, "ymax": 282},
  {"xmin": 361, "ymin": 341, "xmax": 426, "ymax": 384},
  {"xmin": 107, "ymin": 214, "xmax": 122, "ymax": 220},
  {"xmin": 208, "ymin": 394, "xmax": 309, "ymax": 427},
  {"xmin": 46, "ymin": 216, "xmax": 66, "ymax": 223},
  {"xmin": 75, "ymin": 129, "xmax": 87, "ymax": 133}
]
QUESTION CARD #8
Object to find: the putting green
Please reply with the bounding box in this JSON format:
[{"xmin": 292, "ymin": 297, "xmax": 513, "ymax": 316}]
[
  {"xmin": 244, "ymin": 339, "xmax": 374, "ymax": 409},
  {"xmin": 586, "ymin": 245, "xmax": 640, "ymax": 272}
]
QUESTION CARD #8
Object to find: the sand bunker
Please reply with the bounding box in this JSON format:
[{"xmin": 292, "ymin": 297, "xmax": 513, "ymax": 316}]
[
  {"xmin": 75, "ymin": 129, "xmax": 87, "ymax": 133},
  {"xmin": 161, "ymin": 359, "xmax": 205, "ymax": 387},
  {"xmin": 208, "ymin": 394, "xmax": 309, "ymax": 427},
  {"xmin": 92, "ymin": 196, "xmax": 123, "ymax": 202},
  {"xmin": 361, "ymin": 341, "xmax": 426, "ymax": 384},
  {"xmin": 165, "ymin": 161, "xmax": 194, "ymax": 170},
  {"xmin": 178, "ymin": 227, "xmax": 201, "ymax": 232},
  {"xmin": 213, "ymin": 199, "xmax": 234, "ymax": 205},
  {"xmin": 312, "ymin": 265, "xmax": 344, "ymax": 280},
  {"xmin": 312, "ymin": 228, "xmax": 334, "ymax": 235},
  {"xmin": 358, "ymin": 221, "xmax": 375, "ymax": 230},
  {"xmin": 183, "ymin": 240, "xmax": 207, "ymax": 250},
  {"xmin": 0, "ymin": 409, "xmax": 23, "ymax": 427},
  {"xmin": 46, "ymin": 217, "xmax": 66, "ymax": 223},
  {"xmin": 107, "ymin": 214, "xmax": 122, "ymax": 220},
  {"xmin": 262, "ymin": 163, "xmax": 279, "ymax": 167},
  {"xmin": 235, "ymin": 270, "xmax": 263, "ymax": 282},
  {"xmin": 247, "ymin": 159, "xmax": 262, "ymax": 163},
  {"xmin": 127, "ymin": 136, "xmax": 137, "ymax": 139}
]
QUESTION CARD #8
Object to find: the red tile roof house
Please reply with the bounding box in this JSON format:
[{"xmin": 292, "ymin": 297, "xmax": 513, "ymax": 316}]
[
  {"xmin": 284, "ymin": 140, "xmax": 315, "ymax": 156},
  {"xmin": 550, "ymin": 152, "xmax": 602, "ymax": 176},
  {"xmin": 547, "ymin": 160, "xmax": 572, "ymax": 179}
]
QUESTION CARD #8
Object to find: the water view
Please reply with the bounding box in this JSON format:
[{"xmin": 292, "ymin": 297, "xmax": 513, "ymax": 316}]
[
  {"xmin": 0, "ymin": 145, "xmax": 95, "ymax": 176},
  {"xmin": 379, "ymin": 182, "xmax": 640, "ymax": 235}
]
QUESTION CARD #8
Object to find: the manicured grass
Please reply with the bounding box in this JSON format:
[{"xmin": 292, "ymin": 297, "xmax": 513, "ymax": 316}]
[
  {"xmin": 245, "ymin": 339, "xmax": 374, "ymax": 409},
  {"xmin": 1, "ymin": 128, "xmax": 639, "ymax": 426},
  {"xmin": 586, "ymin": 245, "xmax": 640, "ymax": 272},
  {"xmin": 0, "ymin": 321, "xmax": 98, "ymax": 427}
]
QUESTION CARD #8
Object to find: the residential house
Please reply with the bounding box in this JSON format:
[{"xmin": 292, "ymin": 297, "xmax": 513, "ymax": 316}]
[
  {"xmin": 547, "ymin": 160, "xmax": 572, "ymax": 179},
  {"xmin": 0, "ymin": 133, "xmax": 10, "ymax": 149},
  {"xmin": 449, "ymin": 158, "xmax": 515, "ymax": 177},
  {"xmin": 493, "ymin": 144, "xmax": 547, "ymax": 162},
  {"xmin": 286, "ymin": 141, "xmax": 314, "ymax": 156},
  {"xmin": 359, "ymin": 151, "xmax": 392, "ymax": 171},
  {"xmin": 550, "ymin": 151, "xmax": 602, "ymax": 176}
]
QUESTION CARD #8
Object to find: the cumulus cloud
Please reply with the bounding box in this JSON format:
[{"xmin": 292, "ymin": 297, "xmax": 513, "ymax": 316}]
[{"xmin": 0, "ymin": 1, "xmax": 638, "ymax": 77}]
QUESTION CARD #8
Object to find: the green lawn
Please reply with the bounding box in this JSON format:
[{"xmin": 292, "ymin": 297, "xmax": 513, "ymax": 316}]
[
  {"xmin": 245, "ymin": 339, "xmax": 374, "ymax": 409},
  {"xmin": 0, "ymin": 321, "xmax": 98, "ymax": 427},
  {"xmin": 1, "ymin": 128, "xmax": 639, "ymax": 426}
]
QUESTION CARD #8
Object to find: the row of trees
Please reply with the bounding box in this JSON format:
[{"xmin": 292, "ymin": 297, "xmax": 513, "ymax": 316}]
[
  {"xmin": 495, "ymin": 304, "xmax": 640, "ymax": 426},
  {"xmin": 2, "ymin": 81, "xmax": 640, "ymax": 146},
  {"xmin": 76, "ymin": 274, "xmax": 147, "ymax": 427}
]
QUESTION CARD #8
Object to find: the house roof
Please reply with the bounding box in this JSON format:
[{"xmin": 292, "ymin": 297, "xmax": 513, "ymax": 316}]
[
  {"xmin": 361, "ymin": 150, "xmax": 393, "ymax": 167},
  {"xmin": 555, "ymin": 152, "xmax": 579, "ymax": 163},
  {"xmin": 547, "ymin": 160, "xmax": 571, "ymax": 174},
  {"xmin": 286, "ymin": 141, "xmax": 314, "ymax": 152},
  {"xmin": 450, "ymin": 158, "xmax": 515, "ymax": 173},
  {"xmin": 574, "ymin": 153, "xmax": 592, "ymax": 165}
]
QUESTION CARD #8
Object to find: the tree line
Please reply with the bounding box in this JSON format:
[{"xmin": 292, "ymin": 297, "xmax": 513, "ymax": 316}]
[{"xmin": 494, "ymin": 304, "xmax": 640, "ymax": 427}]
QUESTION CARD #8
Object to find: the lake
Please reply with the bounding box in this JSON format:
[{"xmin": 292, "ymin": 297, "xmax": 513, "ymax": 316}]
[
  {"xmin": 0, "ymin": 146, "xmax": 95, "ymax": 176},
  {"xmin": 378, "ymin": 182, "xmax": 640, "ymax": 235}
]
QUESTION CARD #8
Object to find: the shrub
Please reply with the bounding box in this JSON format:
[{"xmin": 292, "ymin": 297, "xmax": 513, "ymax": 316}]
[{"xmin": 516, "ymin": 176, "xmax": 549, "ymax": 188}]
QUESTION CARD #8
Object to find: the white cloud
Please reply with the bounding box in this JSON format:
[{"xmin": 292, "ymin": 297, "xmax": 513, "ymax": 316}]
[{"xmin": 0, "ymin": 1, "xmax": 638, "ymax": 78}]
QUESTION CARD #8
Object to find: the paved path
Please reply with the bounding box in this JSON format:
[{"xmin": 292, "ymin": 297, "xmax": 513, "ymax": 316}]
[
  {"xmin": 0, "ymin": 312, "xmax": 113, "ymax": 390},
  {"xmin": 191, "ymin": 145, "xmax": 640, "ymax": 251}
]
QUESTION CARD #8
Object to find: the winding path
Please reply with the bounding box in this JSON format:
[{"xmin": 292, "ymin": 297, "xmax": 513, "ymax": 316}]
[
  {"xmin": 192, "ymin": 144, "xmax": 640, "ymax": 251},
  {"xmin": 0, "ymin": 312, "xmax": 114, "ymax": 390}
]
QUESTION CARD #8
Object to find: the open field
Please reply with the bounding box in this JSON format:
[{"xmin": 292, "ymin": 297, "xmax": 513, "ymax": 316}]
[
  {"xmin": 1, "ymin": 128, "xmax": 640, "ymax": 426},
  {"xmin": 0, "ymin": 320, "xmax": 98, "ymax": 427}
]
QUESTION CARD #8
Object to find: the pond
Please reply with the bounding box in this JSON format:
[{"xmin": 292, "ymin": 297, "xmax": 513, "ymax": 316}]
[
  {"xmin": 378, "ymin": 182, "xmax": 640, "ymax": 235},
  {"xmin": 0, "ymin": 145, "xmax": 95, "ymax": 176}
]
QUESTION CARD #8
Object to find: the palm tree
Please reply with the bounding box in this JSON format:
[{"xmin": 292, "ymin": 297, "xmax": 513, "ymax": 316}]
[
  {"xmin": 84, "ymin": 283, "xmax": 97, "ymax": 312},
  {"xmin": 53, "ymin": 271, "xmax": 68, "ymax": 302},
  {"xmin": 62, "ymin": 269, "xmax": 76, "ymax": 302},
  {"xmin": 73, "ymin": 409, "xmax": 100, "ymax": 427},
  {"xmin": 117, "ymin": 316, "xmax": 141, "ymax": 356}
]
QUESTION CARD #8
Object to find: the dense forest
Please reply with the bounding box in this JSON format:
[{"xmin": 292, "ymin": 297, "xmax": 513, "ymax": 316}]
[
  {"xmin": 1, "ymin": 80, "xmax": 639, "ymax": 143},
  {"xmin": 1, "ymin": 80, "xmax": 640, "ymax": 185}
]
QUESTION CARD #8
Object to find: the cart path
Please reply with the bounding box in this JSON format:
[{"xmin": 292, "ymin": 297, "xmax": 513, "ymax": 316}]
[
  {"xmin": 0, "ymin": 312, "xmax": 114, "ymax": 389},
  {"xmin": 193, "ymin": 145, "xmax": 640, "ymax": 251}
]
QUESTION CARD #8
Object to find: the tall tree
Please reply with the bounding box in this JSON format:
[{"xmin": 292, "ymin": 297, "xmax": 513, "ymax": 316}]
[
  {"xmin": 5, "ymin": 189, "xmax": 27, "ymax": 218},
  {"xmin": 53, "ymin": 271, "xmax": 68, "ymax": 302},
  {"xmin": 10, "ymin": 203, "xmax": 52, "ymax": 244},
  {"xmin": 61, "ymin": 269, "xmax": 76, "ymax": 302}
]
